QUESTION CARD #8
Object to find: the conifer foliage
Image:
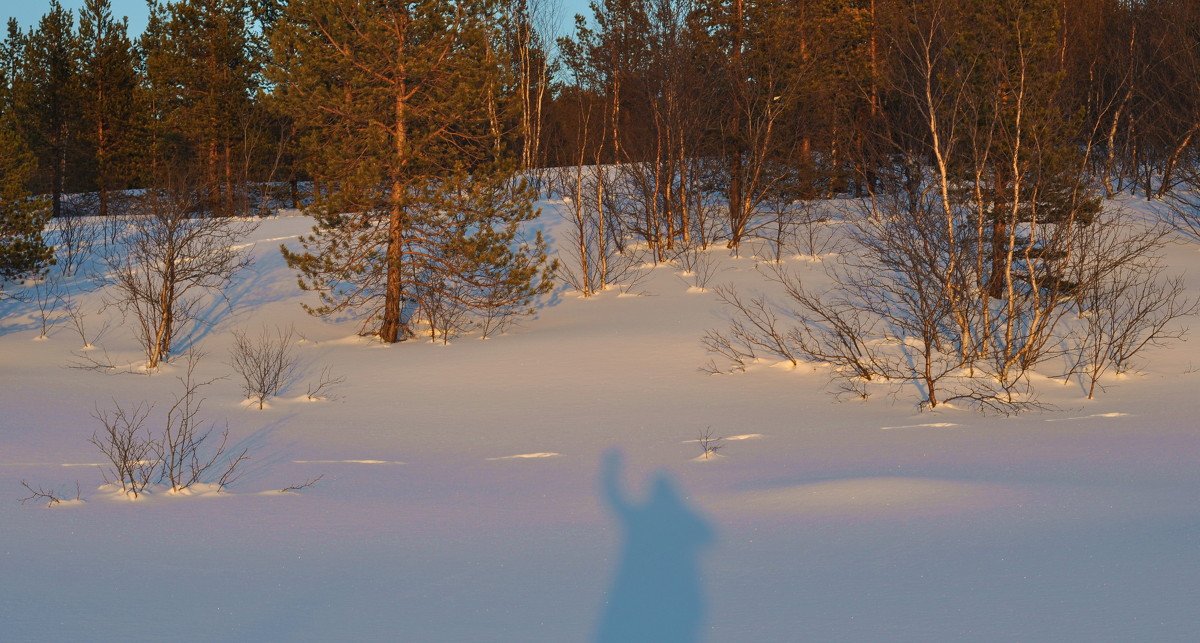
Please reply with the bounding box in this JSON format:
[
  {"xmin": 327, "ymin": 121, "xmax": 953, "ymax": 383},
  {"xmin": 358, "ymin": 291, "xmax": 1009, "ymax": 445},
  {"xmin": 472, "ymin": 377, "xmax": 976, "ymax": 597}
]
[
  {"xmin": 77, "ymin": 0, "xmax": 138, "ymax": 218},
  {"xmin": 140, "ymin": 0, "xmax": 263, "ymax": 216},
  {"xmin": 18, "ymin": 1, "xmax": 80, "ymax": 219},
  {"xmin": 269, "ymin": 0, "xmax": 553, "ymax": 343},
  {"xmin": 0, "ymin": 113, "xmax": 53, "ymax": 285}
]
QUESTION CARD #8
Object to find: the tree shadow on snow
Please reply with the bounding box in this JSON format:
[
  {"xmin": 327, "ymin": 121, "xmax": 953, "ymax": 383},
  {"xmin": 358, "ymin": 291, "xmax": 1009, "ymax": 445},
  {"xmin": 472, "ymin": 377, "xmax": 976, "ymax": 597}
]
[
  {"xmin": 218, "ymin": 414, "xmax": 298, "ymax": 489},
  {"xmin": 595, "ymin": 448, "xmax": 715, "ymax": 643}
]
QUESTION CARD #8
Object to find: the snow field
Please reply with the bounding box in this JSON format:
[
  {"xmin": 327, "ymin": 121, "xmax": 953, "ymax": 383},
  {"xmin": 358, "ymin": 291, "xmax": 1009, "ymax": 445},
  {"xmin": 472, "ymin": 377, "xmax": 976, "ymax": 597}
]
[{"xmin": 2, "ymin": 199, "xmax": 1199, "ymax": 641}]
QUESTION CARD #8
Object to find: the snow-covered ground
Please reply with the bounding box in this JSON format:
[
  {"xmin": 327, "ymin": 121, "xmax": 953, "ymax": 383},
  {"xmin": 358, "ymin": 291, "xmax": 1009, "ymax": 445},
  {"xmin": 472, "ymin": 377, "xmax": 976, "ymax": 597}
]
[{"xmin": 2, "ymin": 196, "xmax": 1198, "ymax": 642}]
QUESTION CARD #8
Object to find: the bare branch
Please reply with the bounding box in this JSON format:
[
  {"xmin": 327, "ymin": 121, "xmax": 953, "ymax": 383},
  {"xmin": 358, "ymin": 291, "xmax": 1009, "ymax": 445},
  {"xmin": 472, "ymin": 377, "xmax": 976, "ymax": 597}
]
[
  {"xmin": 280, "ymin": 474, "xmax": 325, "ymax": 493},
  {"xmin": 306, "ymin": 365, "xmax": 346, "ymax": 401},
  {"xmin": 99, "ymin": 173, "xmax": 257, "ymax": 369},
  {"xmin": 230, "ymin": 325, "xmax": 299, "ymax": 409},
  {"xmin": 18, "ymin": 480, "xmax": 66, "ymax": 506},
  {"xmin": 697, "ymin": 428, "xmax": 724, "ymax": 460}
]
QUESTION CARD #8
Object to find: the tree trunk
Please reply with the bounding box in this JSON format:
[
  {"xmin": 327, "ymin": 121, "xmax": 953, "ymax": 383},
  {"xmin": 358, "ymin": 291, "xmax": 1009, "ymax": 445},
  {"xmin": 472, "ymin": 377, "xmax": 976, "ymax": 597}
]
[
  {"xmin": 381, "ymin": 180, "xmax": 406, "ymax": 343},
  {"xmin": 380, "ymin": 63, "xmax": 410, "ymax": 344}
]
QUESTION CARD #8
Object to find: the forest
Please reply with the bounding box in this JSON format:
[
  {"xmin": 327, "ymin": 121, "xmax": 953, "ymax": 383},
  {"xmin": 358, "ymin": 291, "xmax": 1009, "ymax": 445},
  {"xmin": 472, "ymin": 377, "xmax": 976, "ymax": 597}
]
[
  {"xmin": 3, "ymin": 0, "xmax": 1200, "ymax": 409},
  {"xmin": 2, "ymin": 1, "xmax": 1198, "ymax": 215}
]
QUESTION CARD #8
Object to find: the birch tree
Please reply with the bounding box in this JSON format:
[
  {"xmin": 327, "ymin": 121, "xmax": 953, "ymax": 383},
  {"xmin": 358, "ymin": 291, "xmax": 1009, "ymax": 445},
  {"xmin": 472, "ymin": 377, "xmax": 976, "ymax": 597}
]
[{"xmin": 103, "ymin": 174, "xmax": 256, "ymax": 369}]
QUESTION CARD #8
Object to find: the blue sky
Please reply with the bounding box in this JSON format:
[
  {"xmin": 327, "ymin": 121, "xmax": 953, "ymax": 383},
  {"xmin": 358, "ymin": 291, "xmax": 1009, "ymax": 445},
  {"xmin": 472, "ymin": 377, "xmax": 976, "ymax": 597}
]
[{"xmin": 6, "ymin": 1, "xmax": 592, "ymax": 39}]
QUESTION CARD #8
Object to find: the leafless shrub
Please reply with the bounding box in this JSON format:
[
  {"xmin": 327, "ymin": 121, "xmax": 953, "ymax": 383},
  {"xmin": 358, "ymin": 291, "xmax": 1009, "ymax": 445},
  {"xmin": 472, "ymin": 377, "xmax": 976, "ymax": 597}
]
[
  {"xmin": 941, "ymin": 378, "xmax": 1049, "ymax": 416},
  {"xmin": 216, "ymin": 449, "xmax": 251, "ymax": 490},
  {"xmin": 697, "ymin": 428, "xmax": 723, "ymax": 460},
  {"xmin": 477, "ymin": 302, "xmax": 517, "ymax": 339},
  {"xmin": 230, "ymin": 325, "xmax": 299, "ymax": 409},
  {"xmin": 751, "ymin": 196, "xmax": 797, "ymax": 264},
  {"xmin": 100, "ymin": 209, "xmax": 129, "ymax": 253},
  {"xmin": 706, "ymin": 283, "xmax": 799, "ymax": 367},
  {"xmin": 30, "ymin": 277, "xmax": 63, "ymax": 338},
  {"xmin": 708, "ymin": 187, "xmax": 1188, "ymax": 412},
  {"xmin": 550, "ymin": 165, "xmax": 645, "ymax": 297},
  {"xmin": 306, "ymin": 365, "xmax": 346, "ymax": 401},
  {"xmin": 700, "ymin": 327, "xmax": 752, "ymax": 374},
  {"xmin": 89, "ymin": 351, "xmax": 250, "ymax": 496},
  {"xmin": 752, "ymin": 198, "xmax": 841, "ymax": 263},
  {"xmin": 90, "ymin": 400, "xmax": 158, "ymax": 498},
  {"xmin": 768, "ymin": 270, "xmax": 898, "ymax": 382},
  {"xmin": 705, "ymin": 209, "xmax": 1029, "ymax": 413},
  {"xmin": 18, "ymin": 481, "xmax": 60, "ymax": 506},
  {"xmin": 1042, "ymin": 209, "xmax": 1198, "ymax": 397},
  {"xmin": 833, "ymin": 376, "xmax": 873, "ymax": 402},
  {"xmin": 1069, "ymin": 264, "xmax": 1195, "ymax": 398},
  {"xmin": 787, "ymin": 202, "xmax": 843, "ymax": 259},
  {"xmin": 277, "ymin": 475, "xmax": 321, "ymax": 494},
  {"xmin": 549, "ymin": 165, "xmax": 603, "ymax": 297},
  {"xmin": 65, "ymin": 301, "xmax": 133, "ymax": 374},
  {"xmin": 1163, "ymin": 167, "xmax": 1200, "ymax": 239},
  {"xmin": 50, "ymin": 206, "xmax": 99, "ymax": 277},
  {"xmin": 100, "ymin": 175, "xmax": 257, "ymax": 369},
  {"xmin": 18, "ymin": 480, "xmax": 80, "ymax": 506},
  {"xmin": 419, "ymin": 278, "xmax": 473, "ymax": 344},
  {"xmin": 65, "ymin": 298, "xmax": 110, "ymax": 351},
  {"xmin": 158, "ymin": 351, "xmax": 247, "ymax": 492},
  {"xmin": 477, "ymin": 280, "xmax": 534, "ymax": 339},
  {"xmin": 69, "ymin": 344, "xmax": 130, "ymax": 373},
  {"xmin": 671, "ymin": 246, "xmax": 720, "ymax": 290},
  {"xmin": 614, "ymin": 256, "xmax": 654, "ymax": 296}
]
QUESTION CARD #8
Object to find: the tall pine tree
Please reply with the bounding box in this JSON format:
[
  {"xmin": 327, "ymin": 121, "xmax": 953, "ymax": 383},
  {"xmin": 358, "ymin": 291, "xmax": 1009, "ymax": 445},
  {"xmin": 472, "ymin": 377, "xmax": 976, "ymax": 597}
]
[
  {"xmin": 19, "ymin": 1, "xmax": 81, "ymax": 218},
  {"xmin": 140, "ymin": 0, "xmax": 262, "ymax": 214},
  {"xmin": 269, "ymin": 0, "xmax": 553, "ymax": 343},
  {"xmin": 0, "ymin": 21, "xmax": 24, "ymax": 118},
  {"xmin": 77, "ymin": 0, "xmax": 139, "ymax": 217}
]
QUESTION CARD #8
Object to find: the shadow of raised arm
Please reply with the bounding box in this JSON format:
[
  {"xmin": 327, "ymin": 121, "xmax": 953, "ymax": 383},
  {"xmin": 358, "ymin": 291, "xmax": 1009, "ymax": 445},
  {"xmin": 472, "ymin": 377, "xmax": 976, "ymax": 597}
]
[{"xmin": 595, "ymin": 448, "xmax": 714, "ymax": 643}]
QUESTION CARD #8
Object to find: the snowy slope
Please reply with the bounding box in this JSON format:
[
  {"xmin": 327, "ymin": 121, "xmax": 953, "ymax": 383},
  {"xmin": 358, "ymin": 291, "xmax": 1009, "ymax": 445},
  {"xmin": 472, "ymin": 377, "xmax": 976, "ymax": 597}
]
[{"xmin": 2, "ymin": 197, "xmax": 1198, "ymax": 642}]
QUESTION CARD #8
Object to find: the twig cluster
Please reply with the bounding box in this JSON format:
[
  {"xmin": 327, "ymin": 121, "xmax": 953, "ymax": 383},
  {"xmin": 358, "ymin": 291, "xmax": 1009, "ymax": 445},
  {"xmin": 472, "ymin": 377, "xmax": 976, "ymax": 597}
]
[
  {"xmin": 90, "ymin": 352, "xmax": 249, "ymax": 497},
  {"xmin": 697, "ymin": 428, "xmax": 724, "ymax": 460},
  {"xmin": 305, "ymin": 365, "xmax": 346, "ymax": 401},
  {"xmin": 230, "ymin": 324, "xmax": 299, "ymax": 409},
  {"xmin": 671, "ymin": 246, "xmax": 720, "ymax": 290},
  {"xmin": 280, "ymin": 474, "xmax": 325, "ymax": 493},
  {"xmin": 705, "ymin": 200, "xmax": 1193, "ymax": 413},
  {"xmin": 18, "ymin": 480, "xmax": 81, "ymax": 507}
]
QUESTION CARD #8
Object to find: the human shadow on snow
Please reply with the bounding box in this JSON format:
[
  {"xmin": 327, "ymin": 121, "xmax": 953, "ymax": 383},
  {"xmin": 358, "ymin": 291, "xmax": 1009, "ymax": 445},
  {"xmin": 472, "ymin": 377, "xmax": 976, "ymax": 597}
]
[{"xmin": 595, "ymin": 448, "xmax": 715, "ymax": 643}]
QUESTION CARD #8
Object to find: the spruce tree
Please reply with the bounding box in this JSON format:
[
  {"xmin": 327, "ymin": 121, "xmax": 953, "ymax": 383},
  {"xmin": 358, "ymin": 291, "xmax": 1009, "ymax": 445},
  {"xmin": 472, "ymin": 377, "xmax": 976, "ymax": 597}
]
[
  {"xmin": 269, "ymin": 0, "xmax": 553, "ymax": 343},
  {"xmin": 0, "ymin": 113, "xmax": 54, "ymax": 288}
]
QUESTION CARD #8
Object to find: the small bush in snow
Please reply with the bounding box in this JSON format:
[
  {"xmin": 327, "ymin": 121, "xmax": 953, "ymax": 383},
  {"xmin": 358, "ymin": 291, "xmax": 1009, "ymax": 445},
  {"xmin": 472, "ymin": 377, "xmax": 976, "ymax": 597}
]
[
  {"xmin": 230, "ymin": 324, "xmax": 299, "ymax": 409},
  {"xmin": 90, "ymin": 352, "xmax": 249, "ymax": 496}
]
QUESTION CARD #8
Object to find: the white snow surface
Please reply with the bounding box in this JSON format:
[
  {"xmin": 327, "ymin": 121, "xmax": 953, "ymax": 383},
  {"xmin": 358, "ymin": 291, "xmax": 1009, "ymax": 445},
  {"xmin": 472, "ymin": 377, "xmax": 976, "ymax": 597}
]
[{"xmin": 3, "ymin": 197, "xmax": 1199, "ymax": 641}]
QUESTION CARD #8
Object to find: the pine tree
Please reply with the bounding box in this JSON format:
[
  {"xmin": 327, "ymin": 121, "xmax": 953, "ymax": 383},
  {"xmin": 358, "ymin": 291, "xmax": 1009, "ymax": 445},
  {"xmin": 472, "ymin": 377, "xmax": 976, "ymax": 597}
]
[
  {"xmin": 139, "ymin": 0, "xmax": 262, "ymax": 215},
  {"xmin": 19, "ymin": 1, "xmax": 81, "ymax": 218},
  {"xmin": 0, "ymin": 112, "xmax": 54, "ymax": 287},
  {"xmin": 269, "ymin": 0, "xmax": 553, "ymax": 343},
  {"xmin": 947, "ymin": 0, "xmax": 1100, "ymax": 299},
  {"xmin": 77, "ymin": 0, "xmax": 139, "ymax": 217},
  {"xmin": 0, "ymin": 21, "xmax": 24, "ymax": 118}
]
